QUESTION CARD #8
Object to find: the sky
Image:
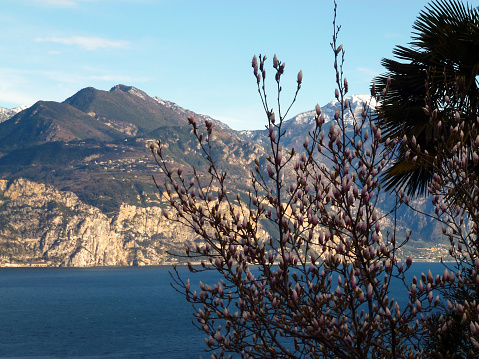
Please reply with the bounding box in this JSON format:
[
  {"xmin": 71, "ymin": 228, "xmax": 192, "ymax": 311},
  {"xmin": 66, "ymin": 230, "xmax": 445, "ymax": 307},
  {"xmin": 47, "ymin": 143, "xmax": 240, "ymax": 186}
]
[{"xmin": 1, "ymin": 0, "xmax": 433, "ymax": 130}]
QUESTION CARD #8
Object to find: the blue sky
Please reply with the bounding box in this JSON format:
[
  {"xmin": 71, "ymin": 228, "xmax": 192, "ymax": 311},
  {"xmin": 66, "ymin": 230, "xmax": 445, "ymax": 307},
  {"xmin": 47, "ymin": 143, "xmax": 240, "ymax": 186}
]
[{"xmin": 1, "ymin": 0, "xmax": 431, "ymax": 130}]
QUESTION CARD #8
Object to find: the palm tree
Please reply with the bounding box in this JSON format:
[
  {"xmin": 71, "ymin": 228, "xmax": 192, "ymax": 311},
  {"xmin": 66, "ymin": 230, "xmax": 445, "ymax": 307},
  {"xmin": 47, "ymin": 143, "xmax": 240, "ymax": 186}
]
[
  {"xmin": 374, "ymin": 0, "xmax": 479, "ymax": 197},
  {"xmin": 375, "ymin": 3, "xmax": 479, "ymax": 356}
]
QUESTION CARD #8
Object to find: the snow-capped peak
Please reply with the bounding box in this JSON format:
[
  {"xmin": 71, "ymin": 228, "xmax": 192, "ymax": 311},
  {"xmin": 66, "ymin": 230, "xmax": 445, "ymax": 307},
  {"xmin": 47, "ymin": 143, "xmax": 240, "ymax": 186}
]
[
  {"xmin": 0, "ymin": 104, "xmax": 30, "ymax": 123},
  {"xmin": 287, "ymin": 94, "xmax": 378, "ymax": 128}
]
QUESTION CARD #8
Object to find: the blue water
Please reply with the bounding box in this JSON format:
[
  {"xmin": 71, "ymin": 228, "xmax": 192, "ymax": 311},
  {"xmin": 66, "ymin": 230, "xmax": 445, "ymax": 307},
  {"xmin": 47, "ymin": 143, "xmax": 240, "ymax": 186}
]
[
  {"xmin": 0, "ymin": 266, "xmax": 210, "ymax": 359},
  {"xmin": 0, "ymin": 263, "xmax": 449, "ymax": 358}
]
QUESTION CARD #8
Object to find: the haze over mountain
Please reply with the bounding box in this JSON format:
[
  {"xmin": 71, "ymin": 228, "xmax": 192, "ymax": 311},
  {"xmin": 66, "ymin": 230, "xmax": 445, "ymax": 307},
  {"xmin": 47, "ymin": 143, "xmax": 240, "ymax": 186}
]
[{"xmin": 0, "ymin": 86, "xmax": 446, "ymax": 266}]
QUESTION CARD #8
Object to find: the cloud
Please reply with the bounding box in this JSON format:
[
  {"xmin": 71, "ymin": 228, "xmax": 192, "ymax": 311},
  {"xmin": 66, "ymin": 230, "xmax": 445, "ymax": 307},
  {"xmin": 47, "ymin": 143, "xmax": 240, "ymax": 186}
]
[
  {"xmin": 0, "ymin": 90, "xmax": 37, "ymax": 107},
  {"xmin": 356, "ymin": 67, "xmax": 380, "ymax": 78},
  {"xmin": 31, "ymin": 0, "xmax": 79, "ymax": 7},
  {"xmin": 28, "ymin": 0, "xmax": 152, "ymax": 7},
  {"xmin": 35, "ymin": 36, "xmax": 130, "ymax": 50}
]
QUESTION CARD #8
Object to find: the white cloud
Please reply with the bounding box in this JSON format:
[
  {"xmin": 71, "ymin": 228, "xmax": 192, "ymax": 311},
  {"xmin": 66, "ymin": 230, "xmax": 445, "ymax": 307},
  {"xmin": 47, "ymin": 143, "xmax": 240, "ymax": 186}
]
[
  {"xmin": 35, "ymin": 36, "xmax": 130, "ymax": 51},
  {"xmin": 0, "ymin": 90, "xmax": 36, "ymax": 108},
  {"xmin": 28, "ymin": 0, "xmax": 152, "ymax": 7},
  {"xmin": 31, "ymin": 0, "xmax": 79, "ymax": 7},
  {"xmin": 356, "ymin": 67, "xmax": 380, "ymax": 78}
]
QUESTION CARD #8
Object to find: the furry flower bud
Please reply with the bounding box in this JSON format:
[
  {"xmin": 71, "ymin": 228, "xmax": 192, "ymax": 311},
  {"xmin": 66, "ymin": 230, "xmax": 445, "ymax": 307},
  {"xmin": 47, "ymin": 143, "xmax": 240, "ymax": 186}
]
[
  {"xmin": 252, "ymin": 55, "xmax": 258, "ymax": 69},
  {"xmin": 269, "ymin": 112, "xmax": 275, "ymax": 124},
  {"xmin": 297, "ymin": 70, "xmax": 303, "ymax": 85},
  {"xmin": 367, "ymin": 283, "xmax": 373, "ymax": 300}
]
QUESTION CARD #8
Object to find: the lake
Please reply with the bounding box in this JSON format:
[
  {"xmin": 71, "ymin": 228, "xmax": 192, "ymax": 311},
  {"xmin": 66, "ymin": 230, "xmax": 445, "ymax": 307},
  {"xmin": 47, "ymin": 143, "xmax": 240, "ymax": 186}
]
[{"xmin": 0, "ymin": 262, "xmax": 448, "ymax": 358}]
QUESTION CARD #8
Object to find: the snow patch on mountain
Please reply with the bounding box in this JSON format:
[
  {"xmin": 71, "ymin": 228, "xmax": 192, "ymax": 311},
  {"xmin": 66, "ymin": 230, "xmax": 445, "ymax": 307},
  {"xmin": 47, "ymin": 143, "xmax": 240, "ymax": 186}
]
[
  {"xmin": 0, "ymin": 104, "xmax": 29, "ymax": 123},
  {"xmin": 153, "ymin": 96, "xmax": 165, "ymax": 105},
  {"xmin": 237, "ymin": 94, "xmax": 379, "ymax": 148},
  {"xmin": 127, "ymin": 87, "xmax": 146, "ymax": 100},
  {"xmin": 287, "ymin": 94, "xmax": 378, "ymax": 128}
]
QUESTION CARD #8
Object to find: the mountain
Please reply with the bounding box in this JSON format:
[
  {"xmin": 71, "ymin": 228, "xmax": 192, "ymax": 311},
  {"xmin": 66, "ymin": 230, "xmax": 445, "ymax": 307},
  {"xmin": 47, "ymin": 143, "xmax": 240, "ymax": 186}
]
[
  {"xmin": 0, "ymin": 100, "xmax": 127, "ymax": 150},
  {"xmin": 0, "ymin": 85, "xmax": 195, "ymax": 150},
  {"xmin": 240, "ymin": 94, "xmax": 378, "ymax": 149},
  {"xmin": 0, "ymin": 104, "xmax": 28, "ymax": 123},
  {"xmin": 0, "ymin": 178, "xmax": 193, "ymax": 266},
  {"xmin": 64, "ymin": 85, "xmax": 188, "ymax": 133},
  {"xmin": 0, "ymin": 86, "xmax": 448, "ymax": 266},
  {"xmin": 0, "ymin": 85, "xmax": 262, "ymax": 214}
]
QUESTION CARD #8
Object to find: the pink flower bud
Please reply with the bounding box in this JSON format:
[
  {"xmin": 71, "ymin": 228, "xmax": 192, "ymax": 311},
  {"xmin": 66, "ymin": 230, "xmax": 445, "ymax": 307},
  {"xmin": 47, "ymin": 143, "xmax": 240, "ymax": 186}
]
[
  {"xmin": 315, "ymin": 104, "xmax": 321, "ymax": 116},
  {"xmin": 269, "ymin": 112, "xmax": 275, "ymax": 124},
  {"xmin": 276, "ymin": 153, "xmax": 282, "ymax": 165},
  {"xmin": 267, "ymin": 166, "xmax": 273, "ymax": 177},
  {"xmin": 297, "ymin": 70, "xmax": 303, "ymax": 85},
  {"xmin": 303, "ymin": 137, "xmax": 309, "ymax": 148},
  {"xmin": 471, "ymin": 322, "xmax": 477, "ymax": 334},
  {"xmin": 416, "ymin": 300, "xmax": 422, "ymax": 312},
  {"xmin": 268, "ymin": 124, "xmax": 274, "ymax": 137},
  {"xmin": 367, "ymin": 283, "xmax": 373, "ymax": 300},
  {"xmin": 273, "ymin": 54, "xmax": 278, "ymax": 69}
]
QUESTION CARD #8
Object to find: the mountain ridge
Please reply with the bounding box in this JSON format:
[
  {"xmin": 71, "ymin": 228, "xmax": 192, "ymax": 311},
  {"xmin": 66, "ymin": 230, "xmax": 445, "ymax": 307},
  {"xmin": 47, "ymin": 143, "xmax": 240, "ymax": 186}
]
[
  {"xmin": 0, "ymin": 84, "xmax": 263, "ymax": 213},
  {"xmin": 0, "ymin": 85, "xmax": 448, "ymax": 266}
]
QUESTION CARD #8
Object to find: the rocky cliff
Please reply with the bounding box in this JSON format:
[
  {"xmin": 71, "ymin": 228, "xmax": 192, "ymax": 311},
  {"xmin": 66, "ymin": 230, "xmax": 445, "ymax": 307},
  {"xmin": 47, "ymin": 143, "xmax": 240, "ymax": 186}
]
[{"xmin": 0, "ymin": 178, "xmax": 196, "ymax": 267}]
